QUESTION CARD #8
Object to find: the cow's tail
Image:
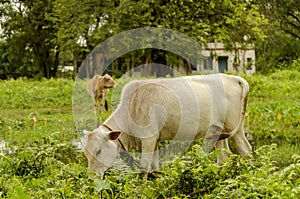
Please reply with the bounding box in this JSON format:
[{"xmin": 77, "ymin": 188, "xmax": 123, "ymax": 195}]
[{"xmin": 222, "ymin": 76, "xmax": 249, "ymax": 139}]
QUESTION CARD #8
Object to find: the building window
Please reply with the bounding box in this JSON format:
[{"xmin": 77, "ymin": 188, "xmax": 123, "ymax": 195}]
[
  {"xmin": 203, "ymin": 56, "xmax": 213, "ymax": 70},
  {"xmin": 247, "ymin": 58, "xmax": 253, "ymax": 70}
]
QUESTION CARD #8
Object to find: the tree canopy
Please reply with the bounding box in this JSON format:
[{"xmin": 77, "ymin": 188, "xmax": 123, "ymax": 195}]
[{"xmin": 0, "ymin": 0, "xmax": 299, "ymax": 78}]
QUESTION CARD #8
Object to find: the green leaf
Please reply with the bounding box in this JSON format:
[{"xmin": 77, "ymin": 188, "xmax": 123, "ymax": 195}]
[
  {"xmin": 14, "ymin": 187, "xmax": 30, "ymax": 199},
  {"xmin": 94, "ymin": 179, "xmax": 111, "ymax": 192}
]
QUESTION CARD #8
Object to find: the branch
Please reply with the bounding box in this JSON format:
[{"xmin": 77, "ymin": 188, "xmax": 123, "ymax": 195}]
[
  {"xmin": 287, "ymin": 12, "xmax": 300, "ymax": 25},
  {"xmin": 285, "ymin": 20, "xmax": 300, "ymax": 31},
  {"xmin": 279, "ymin": 12, "xmax": 300, "ymax": 39},
  {"xmin": 280, "ymin": 24, "xmax": 300, "ymax": 40}
]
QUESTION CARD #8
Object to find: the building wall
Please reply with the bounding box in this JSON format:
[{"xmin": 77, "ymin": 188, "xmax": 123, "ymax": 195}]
[{"xmin": 199, "ymin": 42, "xmax": 256, "ymax": 74}]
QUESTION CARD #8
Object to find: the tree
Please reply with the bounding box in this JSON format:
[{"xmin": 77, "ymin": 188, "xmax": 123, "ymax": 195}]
[
  {"xmin": 112, "ymin": 0, "xmax": 267, "ymax": 45},
  {"xmin": 258, "ymin": 0, "xmax": 300, "ymax": 39},
  {"xmin": 1, "ymin": 0, "xmax": 270, "ymax": 78},
  {"xmin": 50, "ymin": 0, "xmax": 118, "ymax": 77},
  {"xmin": 0, "ymin": 0, "xmax": 59, "ymax": 78},
  {"xmin": 254, "ymin": 0, "xmax": 300, "ymax": 72},
  {"xmin": 107, "ymin": 0, "xmax": 268, "ymax": 74}
]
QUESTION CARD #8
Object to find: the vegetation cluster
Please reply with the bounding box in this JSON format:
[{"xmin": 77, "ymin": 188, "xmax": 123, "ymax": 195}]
[
  {"xmin": 0, "ymin": 0, "xmax": 300, "ymax": 78},
  {"xmin": 0, "ymin": 69, "xmax": 299, "ymax": 198}
]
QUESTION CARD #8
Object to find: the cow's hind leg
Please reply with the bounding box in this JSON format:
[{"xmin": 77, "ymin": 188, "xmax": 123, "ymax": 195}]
[
  {"xmin": 215, "ymin": 139, "xmax": 230, "ymax": 165},
  {"xmin": 231, "ymin": 128, "xmax": 252, "ymax": 157},
  {"xmin": 147, "ymin": 145, "xmax": 162, "ymax": 179}
]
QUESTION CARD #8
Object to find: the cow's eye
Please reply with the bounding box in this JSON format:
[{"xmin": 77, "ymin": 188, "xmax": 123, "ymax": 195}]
[{"xmin": 96, "ymin": 149, "xmax": 101, "ymax": 156}]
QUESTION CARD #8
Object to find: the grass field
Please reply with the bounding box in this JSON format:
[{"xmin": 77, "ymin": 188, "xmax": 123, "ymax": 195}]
[{"xmin": 0, "ymin": 70, "xmax": 299, "ymax": 198}]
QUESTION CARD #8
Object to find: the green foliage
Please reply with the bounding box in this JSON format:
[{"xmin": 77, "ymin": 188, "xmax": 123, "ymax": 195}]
[
  {"xmin": 255, "ymin": 0, "xmax": 300, "ymax": 73},
  {"xmin": 1, "ymin": 0, "xmax": 270, "ymax": 77},
  {"xmin": 242, "ymin": 70, "xmax": 300, "ymax": 167},
  {"xmin": 258, "ymin": 0, "xmax": 300, "ymax": 40},
  {"xmin": 244, "ymin": 71, "xmax": 300, "ymax": 148},
  {"xmin": 0, "ymin": 78, "xmax": 72, "ymax": 109},
  {"xmin": 278, "ymin": 59, "xmax": 300, "ymax": 72},
  {"xmin": 1, "ymin": 0, "xmax": 300, "ymax": 76},
  {"xmin": 255, "ymin": 32, "xmax": 300, "ymax": 73},
  {"xmin": 0, "ymin": 0, "xmax": 59, "ymax": 78},
  {"xmin": 0, "ymin": 71, "xmax": 299, "ymax": 198},
  {"xmin": 208, "ymin": 145, "xmax": 300, "ymax": 198},
  {"xmin": 102, "ymin": 144, "xmax": 300, "ymax": 198}
]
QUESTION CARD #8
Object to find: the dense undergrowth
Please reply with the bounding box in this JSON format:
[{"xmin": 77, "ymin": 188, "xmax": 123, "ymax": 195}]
[{"xmin": 0, "ymin": 70, "xmax": 299, "ymax": 198}]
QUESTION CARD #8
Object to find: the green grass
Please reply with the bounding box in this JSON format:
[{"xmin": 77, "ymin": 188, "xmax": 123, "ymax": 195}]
[
  {"xmin": 0, "ymin": 71, "xmax": 299, "ymax": 198},
  {"xmin": 243, "ymin": 70, "xmax": 300, "ymax": 167}
]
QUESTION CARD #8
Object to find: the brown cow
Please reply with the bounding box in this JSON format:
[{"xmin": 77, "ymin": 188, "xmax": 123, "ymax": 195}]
[{"xmin": 87, "ymin": 74, "xmax": 117, "ymax": 114}]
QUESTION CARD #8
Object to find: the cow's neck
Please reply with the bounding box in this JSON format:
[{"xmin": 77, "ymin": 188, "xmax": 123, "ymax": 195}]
[
  {"xmin": 103, "ymin": 116, "xmax": 134, "ymax": 150},
  {"xmin": 103, "ymin": 115, "xmax": 121, "ymax": 132}
]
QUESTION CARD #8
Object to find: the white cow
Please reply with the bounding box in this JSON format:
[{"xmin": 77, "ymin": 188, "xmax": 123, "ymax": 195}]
[
  {"xmin": 87, "ymin": 74, "xmax": 117, "ymax": 114},
  {"xmin": 84, "ymin": 74, "xmax": 252, "ymax": 179}
]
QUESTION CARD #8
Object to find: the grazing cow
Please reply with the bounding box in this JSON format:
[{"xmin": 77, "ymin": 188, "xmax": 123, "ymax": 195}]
[
  {"xmin": 84, "ymin": 74, "xmax": 252, "ymax": 179},
  {"xmin": 87, "ymin": 74, "xmax": 117, "ymax": 114}
]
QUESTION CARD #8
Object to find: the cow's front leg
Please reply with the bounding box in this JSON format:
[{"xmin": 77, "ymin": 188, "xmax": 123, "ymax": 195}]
[
  {"xmin": 140, "ymin": 137, "xmax": 158, "ymax": 180},
  {"xmin": 99, "ymin": 98, "xmax": 104, "ymax": 114},
  {"xmin": 94, "ymin": 97, "xmax": 101, "ymax": 115},
  {"xmin": 140, "ymin": 152, "xmax": 154, "ymax": 180},
  {"xmin": 151, "ymin": 145, "xmax": 159, "ymax": 171}
]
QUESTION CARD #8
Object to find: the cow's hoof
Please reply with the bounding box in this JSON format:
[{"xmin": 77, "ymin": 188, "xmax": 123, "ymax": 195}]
[
  {"xmin": 139, "ymin": 171, "xmax": 148, "ymax": 180},
  {"xmin": 148, "ymin": 171, "xmax": 163, "ymax": 179}
]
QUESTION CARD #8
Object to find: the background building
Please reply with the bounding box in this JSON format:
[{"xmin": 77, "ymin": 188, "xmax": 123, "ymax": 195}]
[{"xmin": 197, "ymin": 42, "xmax": 255, "ymax": 74}]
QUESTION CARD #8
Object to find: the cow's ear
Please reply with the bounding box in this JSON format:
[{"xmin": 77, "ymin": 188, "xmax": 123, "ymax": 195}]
[
  {"xmin": 83, "ymin": 130, "xmax": 92, "ymax": 138},
  {"xmin": 107, "ymin": 131, "xmax": 121, "ymax": 140}
]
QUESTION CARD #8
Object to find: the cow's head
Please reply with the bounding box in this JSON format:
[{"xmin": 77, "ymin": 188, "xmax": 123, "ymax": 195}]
[
  {"xmin": 99, "ymin": 74, "xmax": 118, "ymax": 89},
  {"xmin": 83, "ymin": 128, "xmax": 121, "ymax": 178}
]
